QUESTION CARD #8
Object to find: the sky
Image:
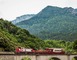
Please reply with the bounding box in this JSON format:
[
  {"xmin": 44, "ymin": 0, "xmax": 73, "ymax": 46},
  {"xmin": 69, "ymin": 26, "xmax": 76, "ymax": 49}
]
[{"xmin": 0, "ymin": 0, "xmax": 77, "ymax": 21}]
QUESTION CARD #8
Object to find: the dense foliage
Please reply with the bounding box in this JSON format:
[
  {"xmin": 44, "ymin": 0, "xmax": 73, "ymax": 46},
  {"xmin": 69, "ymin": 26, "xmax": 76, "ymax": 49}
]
[
  {"xmin": 22, "ymin": 57, "xmax": 31, "ymax": 60},
  {"xmin": 15, "ymin": 6, "xmax": 77, "ymax": 41},
  {"xmin": 0, "ymin": 18, "xmax": 77, "ymax": 54},
  {"xmin": 72, "ymin": 40, "xmax": 77, "ymax": 53},
  {"xmin": 44, "ymin": 40, "xmax": 74, "ymax": 53},
  {"xmin": 0, "ymin": 19, "xmax": 45, "ymax": 51}
]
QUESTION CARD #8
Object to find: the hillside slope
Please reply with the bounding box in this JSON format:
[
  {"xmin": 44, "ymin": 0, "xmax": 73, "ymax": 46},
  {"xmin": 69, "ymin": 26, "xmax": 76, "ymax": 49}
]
[
  {"xmin": 0, "ymin": 19, "xmax": 45, "ymax": 51},
  {"xmin": 15, "ymin": 6, "xmax": 77, "ymax": 41}
]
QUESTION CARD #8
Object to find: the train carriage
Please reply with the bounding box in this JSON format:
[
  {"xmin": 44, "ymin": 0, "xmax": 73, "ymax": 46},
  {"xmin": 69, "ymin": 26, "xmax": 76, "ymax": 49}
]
[{"xmin": 15, "ymin": 47, "xmax": 65, "ymax": 55}]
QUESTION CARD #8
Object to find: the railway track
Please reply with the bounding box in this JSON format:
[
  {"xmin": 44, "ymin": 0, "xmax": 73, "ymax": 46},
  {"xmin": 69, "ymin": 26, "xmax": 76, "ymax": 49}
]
[
  {"xmin": 0, "ymin": 52, "xmax": 77, "ymax": 55},
  {"xmin": 0, "ymin": 52, "xmax": 15, "ymax": 55}
]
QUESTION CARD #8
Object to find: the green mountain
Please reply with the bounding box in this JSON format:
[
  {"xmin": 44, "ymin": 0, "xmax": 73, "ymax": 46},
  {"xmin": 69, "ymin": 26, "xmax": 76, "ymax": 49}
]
[
  {"xmin": 1, "ymin": 19, "xmax": 76, "ymax": 53},
  {"xmin": 15, "ymin": 6, "xmax": 77, "ymax": 41},
  {"xmin": 0, "ymin": 19, "xmax": 45, "ymax": 51}
]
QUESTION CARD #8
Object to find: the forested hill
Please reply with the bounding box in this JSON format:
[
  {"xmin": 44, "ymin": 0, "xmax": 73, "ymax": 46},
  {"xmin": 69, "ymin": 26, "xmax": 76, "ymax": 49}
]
[
  {"xmin": 1, "ymin": 19, "xmax": 77, "ymax": 53},
  {"xmin": 15, "ymin": 6, "xmax": 77, "ymax": 41},
  {"xmin": 0, "ymin": 19, "xmax": 45, "ymax": 51}
]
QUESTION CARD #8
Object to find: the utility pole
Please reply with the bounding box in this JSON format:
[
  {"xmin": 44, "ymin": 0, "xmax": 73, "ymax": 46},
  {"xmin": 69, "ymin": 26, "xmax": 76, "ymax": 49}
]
[
  {"xmin": 67, "ymin": 54, "xmax": 70, "ymax": 60},
  {"xmin": 36, "ymin": 54, "xmax": 39, "ymax": 60}
]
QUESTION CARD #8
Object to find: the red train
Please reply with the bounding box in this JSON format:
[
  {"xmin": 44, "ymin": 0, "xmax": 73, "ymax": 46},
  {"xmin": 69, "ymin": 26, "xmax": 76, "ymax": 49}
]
[{"xmin": 15, "ymin": 47, "xmax": 65, "ymax": 55}]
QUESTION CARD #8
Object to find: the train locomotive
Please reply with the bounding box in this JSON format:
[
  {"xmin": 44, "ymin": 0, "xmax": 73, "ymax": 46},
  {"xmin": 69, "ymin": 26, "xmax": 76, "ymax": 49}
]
[{"xmin": 15, "ymin": 47, "xmax": 65, "ymax": 55}]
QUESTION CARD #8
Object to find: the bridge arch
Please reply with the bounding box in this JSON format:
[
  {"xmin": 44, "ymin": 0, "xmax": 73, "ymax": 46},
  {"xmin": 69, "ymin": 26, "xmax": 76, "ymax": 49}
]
[
  {"xmin": 72, "ymin": 56, "xmax": 77, "ymax": 60},
  {"xmin": 49, "ymin": 57, "xmax": 61, "ymax": 60},
  {"xmin": 21, "ymin": 56, "xmax": 31, "ymax": 60}
]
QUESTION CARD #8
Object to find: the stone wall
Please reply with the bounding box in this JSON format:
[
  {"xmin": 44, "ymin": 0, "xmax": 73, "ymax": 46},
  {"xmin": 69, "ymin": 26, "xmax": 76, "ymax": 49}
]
[
  {"xmin": 0, "ymin": 54, "xmax": 77, "ymax": 60},
  {"xmin": 0, "ymin": 55, "xmax": 36, "ymax": 60}
]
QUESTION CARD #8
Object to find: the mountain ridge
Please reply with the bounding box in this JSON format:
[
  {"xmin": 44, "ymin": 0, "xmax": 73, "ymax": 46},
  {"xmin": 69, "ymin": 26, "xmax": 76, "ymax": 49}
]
[
  {"xmin": 14, "ymin": 6, "xmax": 77, "ymax": 41},
  {"xmin": 12, "ymin": 14, "xmax": 35, "ymax": 24}
]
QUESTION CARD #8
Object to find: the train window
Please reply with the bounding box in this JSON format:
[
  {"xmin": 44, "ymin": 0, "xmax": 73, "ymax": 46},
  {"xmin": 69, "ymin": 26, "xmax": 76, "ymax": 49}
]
[{"xmin": 53, "ymin": 49, "xmax": 62, "ymax": 52}]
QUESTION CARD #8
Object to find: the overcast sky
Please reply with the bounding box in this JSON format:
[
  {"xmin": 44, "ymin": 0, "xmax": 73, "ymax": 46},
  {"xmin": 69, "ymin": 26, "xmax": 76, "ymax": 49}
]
[{"xmin": 0, "ymin": 0, "xmax": 77, "ymax": 21}]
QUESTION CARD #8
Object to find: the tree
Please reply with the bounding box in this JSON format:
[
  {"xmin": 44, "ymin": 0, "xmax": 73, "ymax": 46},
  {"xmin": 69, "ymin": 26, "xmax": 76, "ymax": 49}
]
[
  {"xmin": 22, "ymin": 57, "xmax": 31, "ymax": 60},
  {"xmin": 73, "ymin": 40, "xmax": 77, "ymax": 50},
  {"xmin": 73, "ymin": 40, "xmax": 77, "ymax": 54}
]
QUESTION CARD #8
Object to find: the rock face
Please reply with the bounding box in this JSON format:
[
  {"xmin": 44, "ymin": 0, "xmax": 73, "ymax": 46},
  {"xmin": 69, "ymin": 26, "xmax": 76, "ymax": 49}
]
[
  {"xmin": 15, "ymin": 6, "xmax": 77, "ymax": 41},
  {"xmin": 12, "ymin": 14, "xmax": 35, "ymax": 24}
]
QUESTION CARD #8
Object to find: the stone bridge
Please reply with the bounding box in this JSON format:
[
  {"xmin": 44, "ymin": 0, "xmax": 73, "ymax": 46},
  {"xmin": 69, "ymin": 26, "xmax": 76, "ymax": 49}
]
[{"xmin": 0, "ymin": 54, "xmax": 77, "ymax": 60}]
